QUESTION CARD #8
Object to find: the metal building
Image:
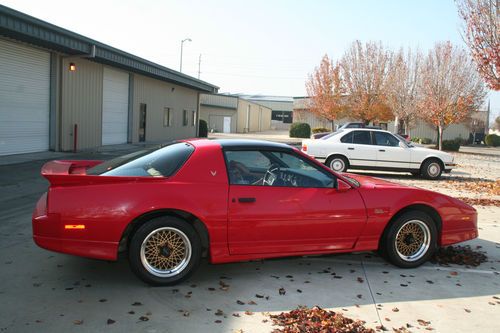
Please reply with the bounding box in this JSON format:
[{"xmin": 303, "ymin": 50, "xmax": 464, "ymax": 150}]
[
  {"xmin": 229, "ymin": 94, "xmax": 294, "ymax": 130},
  {"xmin": 199, "ymin": 94, "xmax": 272, "ymax": 133},
  {"xmin": 0, "ymin": 5, "xmax": 218, "ymax": 156}
]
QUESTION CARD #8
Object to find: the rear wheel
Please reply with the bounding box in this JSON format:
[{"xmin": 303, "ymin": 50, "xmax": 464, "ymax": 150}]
[
  {"xmin": 128, "ymin": 216, "xmax": 201, "ymax": 286},
  {"xmin": 326, "ymin": 155, "xmax": 348, "ymax": 172},
  {"xmin": 382, "ymin": 211, "xmax": 437, "ymax": 268},
  {"xmin": 421, "ymin": 159, "xmax": 442, "ymax": 180}
]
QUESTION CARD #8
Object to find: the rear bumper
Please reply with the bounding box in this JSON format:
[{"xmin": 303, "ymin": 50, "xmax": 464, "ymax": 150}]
[{"xmin": 32, "ymin": 194, "xmax": 118, "ymax": 261}]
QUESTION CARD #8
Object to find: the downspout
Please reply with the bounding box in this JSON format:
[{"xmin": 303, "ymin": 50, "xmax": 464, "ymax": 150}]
[{"xmin": 246, "ymin": 104, "xmax": 250, "ymax": 133}]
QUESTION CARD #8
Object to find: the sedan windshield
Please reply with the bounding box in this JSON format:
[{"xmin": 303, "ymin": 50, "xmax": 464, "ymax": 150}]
[{"xmin": 87, "ymin": 142, "xmax": 194, "ymax": 177}]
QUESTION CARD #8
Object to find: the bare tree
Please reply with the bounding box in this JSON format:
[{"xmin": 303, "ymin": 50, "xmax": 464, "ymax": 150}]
[
  {"xmin": 386, "ymin": 48, "xmax": 422, "ymax": 135},
  {"xmin": 419, "ymin": 42, "xmax": 487, "ymax": 150},
  {"xmin": 340, "ymin": 40, "xmax": 393, "ymax": 124},
  {"xmin": 305, "ymin": 55, "xmax": 345, "ymax": 127},
  {"xmin": 456, "ymin": 0, "xmax": 500, "ymax": 90}
]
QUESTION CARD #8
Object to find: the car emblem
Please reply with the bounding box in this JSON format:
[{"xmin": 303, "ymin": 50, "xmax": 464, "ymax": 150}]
[{"xmin": 210, "ymin": 170, "xmax": 217, "ymax": 176}]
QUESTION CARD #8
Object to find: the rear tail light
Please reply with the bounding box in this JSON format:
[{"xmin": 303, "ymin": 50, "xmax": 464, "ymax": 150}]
[{"xmin": 302, "ymin": 144, "xmax": 307, "ymax": 152}]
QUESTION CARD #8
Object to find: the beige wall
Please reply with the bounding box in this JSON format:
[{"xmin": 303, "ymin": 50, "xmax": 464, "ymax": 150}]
[
  {"xmin": 132, "ymin": 74, "xmax": 199, "ymax": 142},
  {"xmin": 236, "ymin": 99, "xmax": 272, "ymax": 132},
  {"xmin": 199, "ymin": 105, "xmax": 238, "ymax": 132},
  {"xmin": 60, "ymin": 58, "xmax": 103, "ymax": 151}
]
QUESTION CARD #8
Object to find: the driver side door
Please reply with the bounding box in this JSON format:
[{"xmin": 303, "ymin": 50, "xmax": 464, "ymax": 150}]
[{"xmin": 225, "ymin": 149, "xmax": 367, "ymax": 255}]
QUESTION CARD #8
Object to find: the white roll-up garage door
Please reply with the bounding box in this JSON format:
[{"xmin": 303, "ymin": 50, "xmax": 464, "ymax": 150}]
[
  {"xmin": 102, "ymin": 67, "xmax": 129, "ymax": 145},
  {"xmin": 0, "ymin": 39, "xmax": 50, "ymax": 156}
]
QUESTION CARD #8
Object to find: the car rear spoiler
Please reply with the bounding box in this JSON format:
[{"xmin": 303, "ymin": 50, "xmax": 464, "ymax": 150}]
[
  {"xmin": 41, "ymin": 160, "xmax": 102, "ymax": 186},
  {"xmin": 41, "ymin": 160, "xmax": 166, "ymax": 187}
]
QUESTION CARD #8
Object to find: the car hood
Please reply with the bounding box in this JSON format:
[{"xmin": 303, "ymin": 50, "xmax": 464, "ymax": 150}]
[
  {"xmin": 341, "ymin": 173, "xmax": 403, "ymax": 189},
  {"xmin": 409, "ymin": 146, "xmax": 453, "ymax": 159}
]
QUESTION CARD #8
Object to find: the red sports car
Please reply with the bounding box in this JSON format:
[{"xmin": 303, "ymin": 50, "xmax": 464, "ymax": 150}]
[{"xmin": 32, "ymin": 139, "xmax": 477, "ymax": 285}]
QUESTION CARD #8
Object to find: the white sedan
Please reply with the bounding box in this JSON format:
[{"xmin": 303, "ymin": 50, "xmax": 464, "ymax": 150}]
[{"xmin": 302, "ymin": 128, "xmax": 456, "ymax": 179}]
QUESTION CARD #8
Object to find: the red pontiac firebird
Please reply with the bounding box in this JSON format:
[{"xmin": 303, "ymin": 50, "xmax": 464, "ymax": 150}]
[{"xmin": 33, "ymin": 139, "xmax": 478, "ymax": 285}]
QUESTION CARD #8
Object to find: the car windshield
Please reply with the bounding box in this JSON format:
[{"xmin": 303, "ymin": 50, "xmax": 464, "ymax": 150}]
[
  {"xmin": 87, "ymin": 142, "xmax": 194, "ymax": 177},
  {"xmin": 320, "ymin": 130, "xmax": 344, "ymax": 140}
]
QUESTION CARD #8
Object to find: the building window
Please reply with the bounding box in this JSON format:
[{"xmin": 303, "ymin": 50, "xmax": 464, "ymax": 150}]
[
  {"xmin": 183, "ymin": 110, "xmax": 188, "ymax": 126},
  {"xmin": 191, "ymin": 110, "xmax": 196, "ymax": 126},
  {"xmin": 163, "ymin": 107, "xmax": 172, "ymax": 127}
]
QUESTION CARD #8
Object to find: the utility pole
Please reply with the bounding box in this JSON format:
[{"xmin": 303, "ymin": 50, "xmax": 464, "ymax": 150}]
[{"xmin": 197, "ymin": 54, "xmax": 202, "ymax": 79}]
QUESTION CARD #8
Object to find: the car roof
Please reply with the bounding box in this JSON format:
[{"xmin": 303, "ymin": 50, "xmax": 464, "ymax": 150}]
[
  {"xmin": 188, "ymin": 139, "xmax": 294, "ymax": 151},
  {"xmin": 342, "ymin": 128, "xmax": 390, "ymax": 133}
]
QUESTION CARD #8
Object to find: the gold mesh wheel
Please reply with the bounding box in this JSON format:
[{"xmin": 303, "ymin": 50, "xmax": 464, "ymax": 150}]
[
  {"xmin": 140, "ymin": 227, "xmax": 192, "ymax": 278},
  {"xmin": 395, "ymin": 220, "xmax": 431, "ymax": 262}
]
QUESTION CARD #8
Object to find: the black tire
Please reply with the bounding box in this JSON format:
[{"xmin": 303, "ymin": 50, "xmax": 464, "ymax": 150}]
[
  {"xmin": 326, "ymin": 155, "xmax": 349, "ymax": 172},
  {"xmin": 421, "ymin": 159, "xmax": 442, "ymax": 180},
  {"xmin": 382, "ymin": 211, "xmax": 437, "ymax": 268},
  {"xmin": 128, "ymin": 216, "xmax": 201, "ymax": 286}
]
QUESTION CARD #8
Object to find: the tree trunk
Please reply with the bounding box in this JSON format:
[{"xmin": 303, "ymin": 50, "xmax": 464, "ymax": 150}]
[
  {"xmin": 438, "ymin": 125, "xmax": 444, "ymax": 151},
  {"xmin": 331, "ymin": 119, "xmax": 335, "ymax": 131},
  {"xmin": 394, "ymin": 116, "xmax": 399, "ymax": 134}
]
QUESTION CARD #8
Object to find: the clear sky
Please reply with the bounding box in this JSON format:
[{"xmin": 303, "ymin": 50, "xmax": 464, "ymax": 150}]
[{"xmin": 3, "ymin": 0, "xmax": 499, "ymax": 121}]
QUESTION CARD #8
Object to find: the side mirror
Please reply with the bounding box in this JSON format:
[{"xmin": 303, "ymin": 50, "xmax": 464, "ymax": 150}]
[
  {"xmin": 336, "ymin": 179, "xmax": 351, "ymax": 192},
  {"xmin": 399, "ymin": 141, "xmax": 406, "ymax": 148}
]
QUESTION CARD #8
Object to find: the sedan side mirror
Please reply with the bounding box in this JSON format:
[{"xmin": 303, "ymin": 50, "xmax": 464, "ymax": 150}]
[
  {"xmin": 336, "ymin": 179, "xmax": 351, "ymax": 192},
  {"xmin": 399, "ymin": 141, "xmax": 406, "ymax": 148}
]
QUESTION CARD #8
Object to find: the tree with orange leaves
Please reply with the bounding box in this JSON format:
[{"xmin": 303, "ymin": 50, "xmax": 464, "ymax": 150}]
[
  {"xmin": 456, "ymin": 0, "xmax": 499, "ymax": 90},
  {"xmin": 305, "ymin": 55, "xmax": 345, "ymax": 127},
  {"xmin": 419, "ymin": 42, "xmax": 487, "ymax": 150},
  {"xmin": 340, "ymin": 40, "xmax": 393, "ymax": 124},
  {"xmin": 386, "ymin": 48, "xmax": 422, "ymax": 135}
]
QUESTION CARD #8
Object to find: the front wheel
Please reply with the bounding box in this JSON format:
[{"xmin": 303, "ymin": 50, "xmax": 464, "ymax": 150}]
[
  {"xmin": 129, "ymin": 216, "xmax": 201, "ymax": 286},
  {"xmin": 421, "ymin": 159, "xmax": 442, "ymax": 180},
  {"xmin": 382, "ymin": 211, "xmax": 437, "ymax": 268}
]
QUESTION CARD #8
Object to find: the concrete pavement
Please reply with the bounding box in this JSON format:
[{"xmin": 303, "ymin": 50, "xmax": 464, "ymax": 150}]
[{"xmin": 0, "ymin": 148, "xmax": 499, "ymax": 332}]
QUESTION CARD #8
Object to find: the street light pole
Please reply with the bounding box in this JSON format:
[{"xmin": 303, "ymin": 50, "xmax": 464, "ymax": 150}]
[{"xmin": 179, "ymin": 38, "xmax": 192, "ymax": 73}]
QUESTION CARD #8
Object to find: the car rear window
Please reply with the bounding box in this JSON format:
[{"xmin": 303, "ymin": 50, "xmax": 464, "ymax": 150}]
[{"xmin": 87, "ymin": 142, "xmax": 194, "ymax": 177}]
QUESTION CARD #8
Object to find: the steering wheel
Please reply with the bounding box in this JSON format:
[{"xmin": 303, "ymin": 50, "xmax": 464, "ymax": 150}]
[{"xmin": 263, "ymin": 164, "xmax": 280, "ymax": 186}]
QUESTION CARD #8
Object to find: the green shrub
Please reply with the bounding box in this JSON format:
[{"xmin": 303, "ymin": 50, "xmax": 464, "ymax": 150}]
[
  {"xmin": 312, "ymin": 127, "xmax": 330, "ymax": 134},
  {"xmin": 198, "ymin": 119, "xmax": 208, "ymax": 137},
  {"xmin": 411, "ymin": 137, "xmax": 421, "ymax": 143},
  {"xmin": 289, "ymin": 122, "xmax": 311, "ymax": 138},
  {"xmin": 485, "ymin": 134, "xmax": 500, "ymax": 147},
  {"xmin": 442, "ymin": 139, "xmax": 460, "ymax": 151},
  {"xmin": 411, "ymin": 137, "xmax": 433, "ymax": 144}
]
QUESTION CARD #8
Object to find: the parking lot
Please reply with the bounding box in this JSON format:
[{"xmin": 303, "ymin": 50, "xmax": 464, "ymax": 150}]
[{"xmin": 0, "ymin": 148, "xmax": 499, "ymax": 333}]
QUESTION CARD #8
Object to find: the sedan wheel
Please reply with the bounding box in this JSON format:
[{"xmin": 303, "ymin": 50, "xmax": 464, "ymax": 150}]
[
  {"xmin": 327, "ymin": 156, "xmax": 348, "ymax": 172},
  {"xmin": 129, "ymin": 216, "xmax": 201, "ymax": 285},
  {"xmin": 421, "ymin": 159, "xmax": 442, "ymax": 179},
  {"xmin": 382, "ymin": 211, "xmax": 437, "ymax": 268}
]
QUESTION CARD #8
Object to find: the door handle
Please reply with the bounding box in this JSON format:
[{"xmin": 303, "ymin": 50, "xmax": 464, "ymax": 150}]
[
  {"xmin": 238, "ymin": 197, "xmax": 256, "ymax": 203},
  {"xmin": 379, "ymin": 149, "xmax": 385, "ymax": 152},
  {"xmin": 348, "ymin": 147, "xmax": 354, "ymax": 150}
]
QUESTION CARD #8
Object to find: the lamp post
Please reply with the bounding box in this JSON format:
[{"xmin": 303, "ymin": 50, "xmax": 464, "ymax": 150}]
[{"xmin": 179, "ymin": 38, "xmax": 192, "ymax": 72}]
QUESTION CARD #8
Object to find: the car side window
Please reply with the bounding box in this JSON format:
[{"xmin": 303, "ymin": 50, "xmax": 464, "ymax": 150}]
[
  {"xmin": 340, "ymin": 132, "xmax": 353, "ymax": 143},
  {"xmin": 224, "ymin": 150, "xmax": 335, "ymax": 188},
  {"xmin": 352, "ymin": 131, "xmax": 371, "ymax": 145},
  {"xmin": 374, "ymin": 132, "xmax": 400, "ymax": 147}
]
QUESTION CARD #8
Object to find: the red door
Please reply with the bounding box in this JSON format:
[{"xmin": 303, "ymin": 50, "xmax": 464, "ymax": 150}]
[{"xmin": 228, "ymin": 185, "xmax": 367, "ymax": 255}]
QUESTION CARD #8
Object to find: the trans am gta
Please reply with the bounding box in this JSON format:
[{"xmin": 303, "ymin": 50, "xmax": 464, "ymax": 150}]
[{"xmin": 32, "ymin": 139, "xmax": 478, "ymax": 285}]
